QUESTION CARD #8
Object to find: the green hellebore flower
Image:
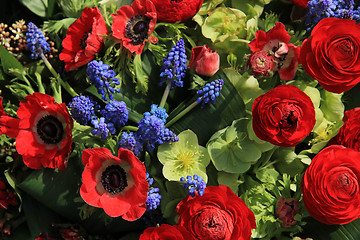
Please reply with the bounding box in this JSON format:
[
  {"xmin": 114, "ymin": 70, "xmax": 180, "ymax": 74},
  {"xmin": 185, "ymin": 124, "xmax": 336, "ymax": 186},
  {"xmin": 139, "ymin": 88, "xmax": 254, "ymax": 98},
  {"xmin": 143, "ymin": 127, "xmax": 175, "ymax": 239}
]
[{"xmin": 157, "ymin": 130, "xmax": 210, "ymax": 182}]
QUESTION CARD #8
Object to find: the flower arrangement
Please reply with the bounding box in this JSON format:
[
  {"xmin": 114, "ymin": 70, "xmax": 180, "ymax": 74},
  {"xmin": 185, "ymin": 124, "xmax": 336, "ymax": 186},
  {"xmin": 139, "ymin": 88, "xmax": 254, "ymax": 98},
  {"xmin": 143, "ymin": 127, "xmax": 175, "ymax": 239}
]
[{"xmin": 1, "ymin": 0, "xmax": 360, "ymax": 239}]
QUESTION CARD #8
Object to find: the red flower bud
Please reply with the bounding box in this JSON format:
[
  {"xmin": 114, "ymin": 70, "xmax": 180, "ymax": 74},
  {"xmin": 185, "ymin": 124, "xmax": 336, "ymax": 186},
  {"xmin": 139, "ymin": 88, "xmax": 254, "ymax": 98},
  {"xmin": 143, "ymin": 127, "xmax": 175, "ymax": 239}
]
[
  {"xmin": 276, "ymin": 197, "xmax": 300, "ymax": 227},
  {"xmin": 246, "ymin": 50, "xmax": 274, "ymax": 78},
  {"xmin": 188, "ymin": 45, "xmax": 220, "ymax": 77}
]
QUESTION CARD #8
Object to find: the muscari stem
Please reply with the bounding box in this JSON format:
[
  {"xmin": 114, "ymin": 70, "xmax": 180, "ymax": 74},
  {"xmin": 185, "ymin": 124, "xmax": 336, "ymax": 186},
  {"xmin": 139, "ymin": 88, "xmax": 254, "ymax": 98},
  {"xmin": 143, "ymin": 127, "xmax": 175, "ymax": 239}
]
[
  {"xmin": 40, "ymin": 52, "xmax": 78, "ymax": 97},
  {"xmin": 165, "ymin": 101, "xmax": 199, "ymax": 128},
  {"xmin": 159, "ymin": 79, "xmax": 173, "ymax": 108},
  {"xmin": 121, "ymin": 125, "xmax": 139, "ymax": 132}
]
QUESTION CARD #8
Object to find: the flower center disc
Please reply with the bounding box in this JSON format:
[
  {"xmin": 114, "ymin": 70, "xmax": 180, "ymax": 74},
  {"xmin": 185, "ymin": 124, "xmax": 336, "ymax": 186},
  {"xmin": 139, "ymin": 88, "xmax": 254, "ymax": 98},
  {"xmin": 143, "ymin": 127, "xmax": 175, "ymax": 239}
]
[
  {"xmin": 101, "ymin": 165, "xmax": 128, "ymax": 194},
  {"xmin": 36, "ymin": 115, "xmax": 64, "ymax": 144},
  {"xmin": 125, "ymin": 15, "xmax": 150, "ymax": 44}
]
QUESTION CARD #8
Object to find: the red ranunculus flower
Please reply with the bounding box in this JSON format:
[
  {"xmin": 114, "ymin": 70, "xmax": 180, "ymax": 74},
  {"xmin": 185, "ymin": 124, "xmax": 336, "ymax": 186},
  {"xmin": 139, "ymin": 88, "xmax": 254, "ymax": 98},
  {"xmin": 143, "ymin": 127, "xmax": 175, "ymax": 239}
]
[
  {"xmin": 300, "ymin": 18, "xmax": 360, "ymax": 93},
  {"xmin": 189, "ymin": 45, "xmax": 220, "ymax": 77},
  {"xmin": 176, "ymin": 185, "xmax": 256, "ymax": 240},
  {"xmin": 329, "ymin": 108, "xmax": 360, "ymax": 151},
  {"xmin": 252, "ymin": 85, "xmax": 315, "ymax": 147},
  {"xmin": 290, "ymin": 0, "xmax": 310, "ymax": 8},
  {"xmin": 111, "ymin": 0, "xmax": 157, "ymax": 55},
  {"xmin": 59, "ymin": 7, "xmax": 108, "ymax": 71},
  {"xmin": 302, "ymin": 145, "xmax": 360, "ymax": 225},
  {"xmin": 249, "ymin": 22, "xmax": 300, "ymax": 80},
  {"xmin": 276, "ymin": 197, "xmax": 300, "ymax": 227},
  {"xmin": 139, "ymin": 224, "xmax": 193, "ymax": 240},
  {"xmin": 80, "ymin": 147, "xmax": 148, "ymax": 220},
  {"xmin": 246, "ymin": 50, "xmax": 275, "ymax": 78},
  {"xmin": 0, "ymin": 93, "xmax": 73, "ymax": 170},
  {"xmin": 151, "ymin": 0, "xmax": 203, "ymax": 23}
]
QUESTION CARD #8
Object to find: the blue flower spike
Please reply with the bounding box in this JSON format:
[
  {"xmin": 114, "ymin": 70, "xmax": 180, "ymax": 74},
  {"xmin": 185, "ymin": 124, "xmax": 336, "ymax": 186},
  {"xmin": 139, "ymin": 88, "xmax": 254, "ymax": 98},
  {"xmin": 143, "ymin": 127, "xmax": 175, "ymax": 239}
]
[
  {"xmin": 86, "ymin": 60, "xmax": 121, "ymax": 101},
  {"xmin": 146, "ymin": 173, "xmax": 162, "ymax": 211},
  {"xmin": 100, "ymin": 100, "xmax": 129, "ymax": 128},
  {"xmin": 67, "ymin": 95, "xmax": 97, "ymax": 126},
  {"xmin": 91, "ymin": 117, "xmax": 116, "ymax": 140},
  {"xmin": 196, "ymin": 79, "xmax": 224, "ymax": 107},
  {"xmin": 26, "ymin": 22, "xmax": 50, "ymax": 59},
  {"xmin": 180, "ymin": 174, "xmax": 206, "ymax": 197},
  {"xmin": 118, "ymin": 132, "xmax": 143, "ymax": 156}
]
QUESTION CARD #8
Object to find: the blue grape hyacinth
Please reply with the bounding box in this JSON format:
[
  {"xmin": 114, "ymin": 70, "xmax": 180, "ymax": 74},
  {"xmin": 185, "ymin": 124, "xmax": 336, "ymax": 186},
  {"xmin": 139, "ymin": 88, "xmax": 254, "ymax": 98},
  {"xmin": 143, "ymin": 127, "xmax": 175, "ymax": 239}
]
[
  {"xmin": 196, "ymin": 79, "xmax": 224, "ymax": 107},
  {"xmin": 144, "ymin": 104, "xmax": 168, "ymax": 124},
  {"xmin": 67, "ymin": 95, "xmax": 97, "ymax": 125},
  {"xmin": 305, "ymin": 0, "xmax": 360, "ymax": 31},
  {"xmin": 118, "ymin": 132, "xmax": 143, "ymax": 156},
  {"xmin": 86, "ymin": 60, "xmax": 121, "ymax": 101},
  {"xmin": 180, "ymin": 175, "xmax": 206, "ymax": 197},
  {"xmin": 146, "ymin": 173, "xmax": 162, "ymax": 211},
  {"xmin": 91, "ymin": 117, "xmax": 115, "ymax": 140},
  {"xmin": 100, "ymin": 100, "xmax": 129, "ymax": 128},
  {"xmin": 159, "ymin": 39, "xmax": 187, "ymax": 88},
  {"xmin": 26, "ymin": 22, "xmax": 50, "ymax": 59}
]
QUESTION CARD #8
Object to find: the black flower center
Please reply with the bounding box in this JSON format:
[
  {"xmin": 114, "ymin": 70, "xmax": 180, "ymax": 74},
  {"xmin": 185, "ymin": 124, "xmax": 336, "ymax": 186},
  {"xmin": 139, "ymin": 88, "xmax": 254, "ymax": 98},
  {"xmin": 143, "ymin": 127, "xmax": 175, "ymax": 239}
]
[
  {"xmin": 36, "ymin": 115, "xmax": 64, "ymax": 144},
  {"xmin": 101, "ymin": 165, "xmax": 127, "ymax": 194},
  {"xmin": 80, "ymin": 29, "xmax": 92, "ymax": 50},
  {"xmin": 125, "ymin": 15, "xmax": 150, "ymax": 44}
]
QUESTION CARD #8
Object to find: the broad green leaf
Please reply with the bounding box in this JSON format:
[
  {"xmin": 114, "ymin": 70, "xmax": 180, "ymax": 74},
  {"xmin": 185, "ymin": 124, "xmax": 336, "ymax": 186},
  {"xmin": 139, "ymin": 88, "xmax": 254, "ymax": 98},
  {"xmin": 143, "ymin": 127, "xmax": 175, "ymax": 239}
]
[
  {"xmin": 320, "ymin": 90, "xmax": 344, "ymax": 122},
  {"xmin": 168, "ymin": 69, "xmax": 246, "ymax": 145},
  {"xmin": 217, "ymin": 172, "xmax": 243, "ymax": 194},
  {"xmin": 0, "ymin": 46, "xmax": 25, "ymax": 76},
  {"xmin": 19, "ymin": 0, "xmax": 48, "ymax": 17}
]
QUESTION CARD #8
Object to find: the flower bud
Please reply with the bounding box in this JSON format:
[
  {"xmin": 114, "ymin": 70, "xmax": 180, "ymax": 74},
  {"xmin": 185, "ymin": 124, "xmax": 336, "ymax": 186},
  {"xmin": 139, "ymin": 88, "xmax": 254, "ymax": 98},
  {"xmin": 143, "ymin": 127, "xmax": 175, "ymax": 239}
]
[
  {"xmin": 276, "ymin": 197, "xmax": 300, "ymax": 227},
  {"xmin": 246, "ymin": 50, "xmax": 274, "ymax": 78},
  {"xmin": 188, "ymin": 45, "xmax": 220, "ymax": 77}
]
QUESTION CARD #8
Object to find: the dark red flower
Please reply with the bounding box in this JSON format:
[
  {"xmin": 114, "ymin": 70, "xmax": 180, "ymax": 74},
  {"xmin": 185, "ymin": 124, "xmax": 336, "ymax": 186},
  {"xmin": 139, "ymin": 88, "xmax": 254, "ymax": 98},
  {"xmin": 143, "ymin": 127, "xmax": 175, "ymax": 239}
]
[
  {"xmin": 111, "ymin": 0, "xmax": 157, "ymax": 55},
  {"xmin": 252, "ymin": 85, "xmax": 316, "ymax": 147},
  {"xmin": 302, "ymin": 145, "xmax": 360, "ymax": 225},
  {"xmin": 59, "ymin": 7, "xmax": 108, "ymax": 71},
  {"xmin": 300, "ymin": 18, "xmax": 360, "ymax": 93},
  {"xmin": 247, "ymin": 50, "xmax": 275, "ymax": 78},
  {"xmin": 329, "ymin": 108, "xmax": 360, "ymax": 151},
  {"xmin": 0, "ymin": 93, "xmax": 73, "ymax": 170},
  {"xmin": 0, "ymin": 97, "xmax": 5, "ymax": 116},
  {"xmin": 290, "ymin": 0, "xmax": 310, "ymax": 8},
  {"xmin": 139, "ymin": 224, "xmax": 192, "ymax": 240},
  {"xmin": 276, "ymin": 197, "xmax": 300, "ymax": 227},
  {"xmin": 151, "ymin": 0, "xmax": 204, "ymax": 23},
  {"xmin": 80, "ymin": 147, "xmax": 148, "ymax": 220},
  {"xmin": 189, "ymin": 45, "xmax": 220, "ymax": 77},
  {"xmin": 249, "ymin": 22, "xmax": 300, "ymax": 80},
  {"xmin": 0, "ymin": 180, "xmax": 18, "ymax": 210},
  {"xmin": 176, "ymin": 185, "xmax": 256, "ymax": 240}
]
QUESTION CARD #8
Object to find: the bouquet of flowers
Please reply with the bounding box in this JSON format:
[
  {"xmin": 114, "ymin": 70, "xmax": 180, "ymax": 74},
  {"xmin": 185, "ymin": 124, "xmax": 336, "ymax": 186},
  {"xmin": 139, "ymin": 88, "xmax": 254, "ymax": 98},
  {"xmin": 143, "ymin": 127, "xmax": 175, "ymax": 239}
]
[{"xmin": 1, "ymin": 0, "xmax": 360, "ymax": 239}]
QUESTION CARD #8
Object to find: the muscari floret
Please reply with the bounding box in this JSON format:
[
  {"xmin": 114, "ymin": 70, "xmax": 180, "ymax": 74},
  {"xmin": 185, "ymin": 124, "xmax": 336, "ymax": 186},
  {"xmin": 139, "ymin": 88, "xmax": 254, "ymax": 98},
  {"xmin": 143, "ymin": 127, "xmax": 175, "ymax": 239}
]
[
  {"xmin": 180, "ymin": 174, "xmax": 206, "ymax": 197},
  {"xmin": 67, "ymin": 95, "xmax": 97, "ymax": 126},
  {"xmin": 26, "ymin": 22, "xmax": 50, "ymax": 59},
  {"xmin": 100, "ymin": 100, "xmax": 129, "ymax": 128}
]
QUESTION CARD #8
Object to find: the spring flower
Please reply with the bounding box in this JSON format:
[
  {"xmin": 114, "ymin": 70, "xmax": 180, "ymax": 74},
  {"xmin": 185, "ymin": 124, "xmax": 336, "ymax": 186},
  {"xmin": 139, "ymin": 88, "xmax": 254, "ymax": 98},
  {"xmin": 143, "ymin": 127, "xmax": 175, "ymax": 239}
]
[
  {"xmin": 196, "ymin": 79, "xmax": 224, "ymax": 107},
  {"xmin": 305, "ymin": 0, "xmax": 360, "ymax": 31},
  {"xmin": 159, "ymin": 39, "xmax": 187, "ymax": 88},
  {"xmin": 118, "ymin": 132, "xmax": 143, "ymax": 156},
  {"xmin": 180, "ymin": 175, "xmax": 206, "ymax": 197},
  {"xmin": 157, "ymin": 130, "xmax": 210, "ymax": 182},
  {"xmin": 67, "ymin": 95, "xmax": 96, "ymax": 126},
  {"xmin": 80, "ymin": 147, "xmax": 148, "ymax": 220},
  {"xmin": 26, "ymin": 22, "xmax": 50, "ymax": 59},
  {"xmin": 188, "ymin": 45, "xmax": 220, "ymax": 77},
  {"xmin": 100, "ymin": 100, "xmax": 129, "ymax": 128},
  {"xmin": 139, "ymin": 224, "xmax": 192, "ymax": 240},
  {"xmin": 150, "ymin": 0, "xmax": 204, "ymax": 23},
  {"xmin": 276, "ymin": 197, "xmax": 301, "ymax": 227},
  {"xmin": 0, "ymin": 93, "xmax": 73, "ymax": 170},
  {"xmin": 146, "ymin": 173, "xmax": 161, "ymax": 211},
  {"xmin": 91, "ymin": 117, "xmax": 115, "ymax": 140},
  {"xmin": 144, "ymin": 104, "xmax": 168, "ymax": 124},
  {"xmin": 59, "ymin": 7, "xmax": 108, "ymax": 71},
  {"xmin": 111, "ymin": 0, "xmax": 157, "ymax": 55},
  {"xmin": 249, "ymin": 22, "xmax": 300, "ymax": 80},
  {"xmin": 86, "ymin": 60, "xmax": 121, "ymax": 101},
  {"xmin": 246, "ymin": 50, "xmax": 275, "ymax": 78}
]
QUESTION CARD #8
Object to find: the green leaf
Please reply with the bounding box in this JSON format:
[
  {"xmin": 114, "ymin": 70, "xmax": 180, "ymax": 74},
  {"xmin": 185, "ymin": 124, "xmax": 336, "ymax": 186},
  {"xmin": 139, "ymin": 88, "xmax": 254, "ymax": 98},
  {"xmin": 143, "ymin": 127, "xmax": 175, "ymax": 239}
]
[
  {"xmin": 168, "ymin": 69, "xmax": 246, "ymax": 145},
  {"xmin": 19, "ymin": 0, "xmax": 48, "ymax": 17},
  {"xmin": 0, "ymin": 46, "xmax": 25, "ymax": 76},
  {"xmin": 133, "ymin": 54, "xmax": 149, "ymax": 94},
  {"xmin": 217, "ymin": 172, "xmax": 243, "ymax": 195}
]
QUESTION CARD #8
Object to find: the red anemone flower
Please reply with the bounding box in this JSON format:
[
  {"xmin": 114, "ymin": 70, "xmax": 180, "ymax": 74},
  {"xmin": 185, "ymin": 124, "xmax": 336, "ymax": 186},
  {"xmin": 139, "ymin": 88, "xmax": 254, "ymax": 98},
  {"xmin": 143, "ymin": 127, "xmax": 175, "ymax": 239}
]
[
  {"xmin": 0, "ymin": 93, "xmax": 73, "ymax": 170},
  {"xmin": 59, "ymin": 7, "xmax": 108, "ymax": 71},
  {"xmin": 249, "ymin": 22, "xmax": 300, "ymax": 81},
  {"xmin": 80, "ymin": 147, "xmax": 148, "ymax": 220},
  {"xmin": 151, "ymin": 0, "xmax": 204, "ymax": 23},
  {"xmin": 111, "ymin": 0, "xmax": 157, "ymax": 55}
]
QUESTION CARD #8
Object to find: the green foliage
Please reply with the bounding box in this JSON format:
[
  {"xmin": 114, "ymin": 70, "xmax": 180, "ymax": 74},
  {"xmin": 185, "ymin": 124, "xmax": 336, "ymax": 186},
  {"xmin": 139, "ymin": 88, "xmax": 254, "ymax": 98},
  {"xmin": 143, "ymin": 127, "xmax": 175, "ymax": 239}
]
[
  {"xmin": 18, "ymin": 0, "xmax": 57, "ymax": 18},
  {"xmin": 60, "ymin": 0, "xmax": 99, "ymax": 18}
]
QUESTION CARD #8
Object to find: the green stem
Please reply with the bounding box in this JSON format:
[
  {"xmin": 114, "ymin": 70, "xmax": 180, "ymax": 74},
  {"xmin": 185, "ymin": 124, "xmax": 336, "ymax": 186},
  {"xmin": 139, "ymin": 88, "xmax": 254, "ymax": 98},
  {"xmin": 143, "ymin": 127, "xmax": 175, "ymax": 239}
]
[
  {"xmin": 121, "ymin": 125, "xmax": 139, "ymax": 132},
  {"xmin": 40, "ymin": 52, "xmax": 78, "ymax": 97},
  {"xmin": 159, "ymin": 79, "xmax": 173, "ymax": 108},
  {"xmin": 165, "ymin": 101, "xmax": 199, "ymax": 128}
]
